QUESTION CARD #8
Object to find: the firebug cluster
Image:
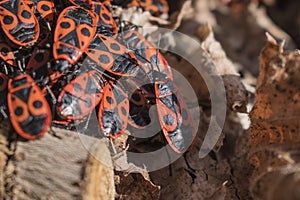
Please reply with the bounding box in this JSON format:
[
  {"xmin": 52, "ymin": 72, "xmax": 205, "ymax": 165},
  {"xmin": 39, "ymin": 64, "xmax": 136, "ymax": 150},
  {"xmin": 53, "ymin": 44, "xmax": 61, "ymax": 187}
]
[{"xmin": 0, "ymin": 0, "xmax": 196, "ymax": 153}]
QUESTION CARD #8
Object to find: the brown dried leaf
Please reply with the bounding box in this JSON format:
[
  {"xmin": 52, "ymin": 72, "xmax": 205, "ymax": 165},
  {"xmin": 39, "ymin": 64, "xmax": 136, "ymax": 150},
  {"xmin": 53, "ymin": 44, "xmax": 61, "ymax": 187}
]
[
  {"xmin": 249, "ymin": 34, "xmax": 300, "ymax": 200},
  {"xmin": 250, "ymin": 34, "xmax": 300, "ymax": 147}
]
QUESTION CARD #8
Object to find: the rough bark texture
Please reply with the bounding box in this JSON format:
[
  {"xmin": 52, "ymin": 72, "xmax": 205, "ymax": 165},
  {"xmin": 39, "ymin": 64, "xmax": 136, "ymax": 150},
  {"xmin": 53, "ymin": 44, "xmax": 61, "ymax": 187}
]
[{"xmin": 0, "ymin": 120, "xmax": 115, "ymax": 200}]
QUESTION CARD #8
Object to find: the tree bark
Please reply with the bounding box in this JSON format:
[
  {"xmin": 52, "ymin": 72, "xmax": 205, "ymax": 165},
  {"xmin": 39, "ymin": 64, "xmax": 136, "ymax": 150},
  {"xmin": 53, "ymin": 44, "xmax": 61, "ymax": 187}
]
[{"xmin": 0, "ymin": 121, "xmax": 114, "ymax": 200}]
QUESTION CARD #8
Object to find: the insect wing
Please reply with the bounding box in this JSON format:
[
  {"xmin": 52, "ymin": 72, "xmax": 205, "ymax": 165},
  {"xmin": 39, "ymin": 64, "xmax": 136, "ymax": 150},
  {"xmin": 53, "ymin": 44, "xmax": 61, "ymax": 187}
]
[
  {"xmin": 26, "ymin": 37, "xmax": 52, "ymax": 82},
  {"xmin": 53, "ymin": 6, "xmax": 97, "ymax": 65},
  {"xmin": 155, "ymin": 79, "xmax": 195, "ymax": 153},
  {"xmin": 36, "ymin": 0, "xmax": 55, "ymax": 21},
  {"xmin": 98, "ymin": 82, "xmax": 129, "ymax": 138},
  {"xmin": 119, "ymin": 30, "xmax": 173, "ymax": 79},
  {"xmin": 93, "ymin": 2, "xmax": 118, "ymax": 36},
  {"xmin": 7, "ymin": 73, "xmax": 51, "ymax": 139},
  {"xmin": 0, "ymin": 0, "xmax": 40, "ymax": 46},
  {"xmin": 57, "ymin": 70, "xmax": 104, "ymax": 120},
  {"xmin": 87, "ymin": 34, "xmax": 138, "ymax": 77},
  {"xmin": 175, "ymin": 86, "xmax": 197, "ymax": 151}
]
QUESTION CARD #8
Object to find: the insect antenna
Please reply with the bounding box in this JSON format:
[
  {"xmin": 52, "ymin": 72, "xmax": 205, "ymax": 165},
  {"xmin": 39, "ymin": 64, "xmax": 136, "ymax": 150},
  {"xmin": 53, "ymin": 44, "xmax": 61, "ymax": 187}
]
[
  {"xmin": 83, "ymin": 111, "xmax": 92, "ymax": 131},
  {"xmin": 46, "ymin": 22, "xmax": 52, "ymax": 31},
  {"xmin": 22, "ymin": 56, "xmax": 26, "ymax": 69},
  {"xmin": 17, "ymin": 60, "xmax": 23, "ymax": 72},
  {"xmin": 0, "ymin": 108, "xmax": 8, "ymax": 119},
  {"xmin": 4, "ymin": 64, "xmax": 8, "ymax": 75},
  {"xmin": 45, "ymin": 85, "xmax": 57, "ymax": 127},
  {"xmin": 46, "ymin": 85, "xmax": 57, "ymax": 105}
]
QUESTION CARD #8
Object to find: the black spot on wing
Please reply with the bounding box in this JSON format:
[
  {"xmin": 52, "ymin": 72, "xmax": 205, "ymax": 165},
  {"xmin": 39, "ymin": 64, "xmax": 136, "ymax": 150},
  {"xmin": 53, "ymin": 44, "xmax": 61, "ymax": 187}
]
[
  {"xmin": 21, "ymin": 10, "xmax": 31, "ymax": 19},
  {"xmin": 33, "ymin": 100, "xmax": 42, "ymax": 108},
  {"xmin": 41, "ymin": 4, "xmax": 50, "ymax": 11}
]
